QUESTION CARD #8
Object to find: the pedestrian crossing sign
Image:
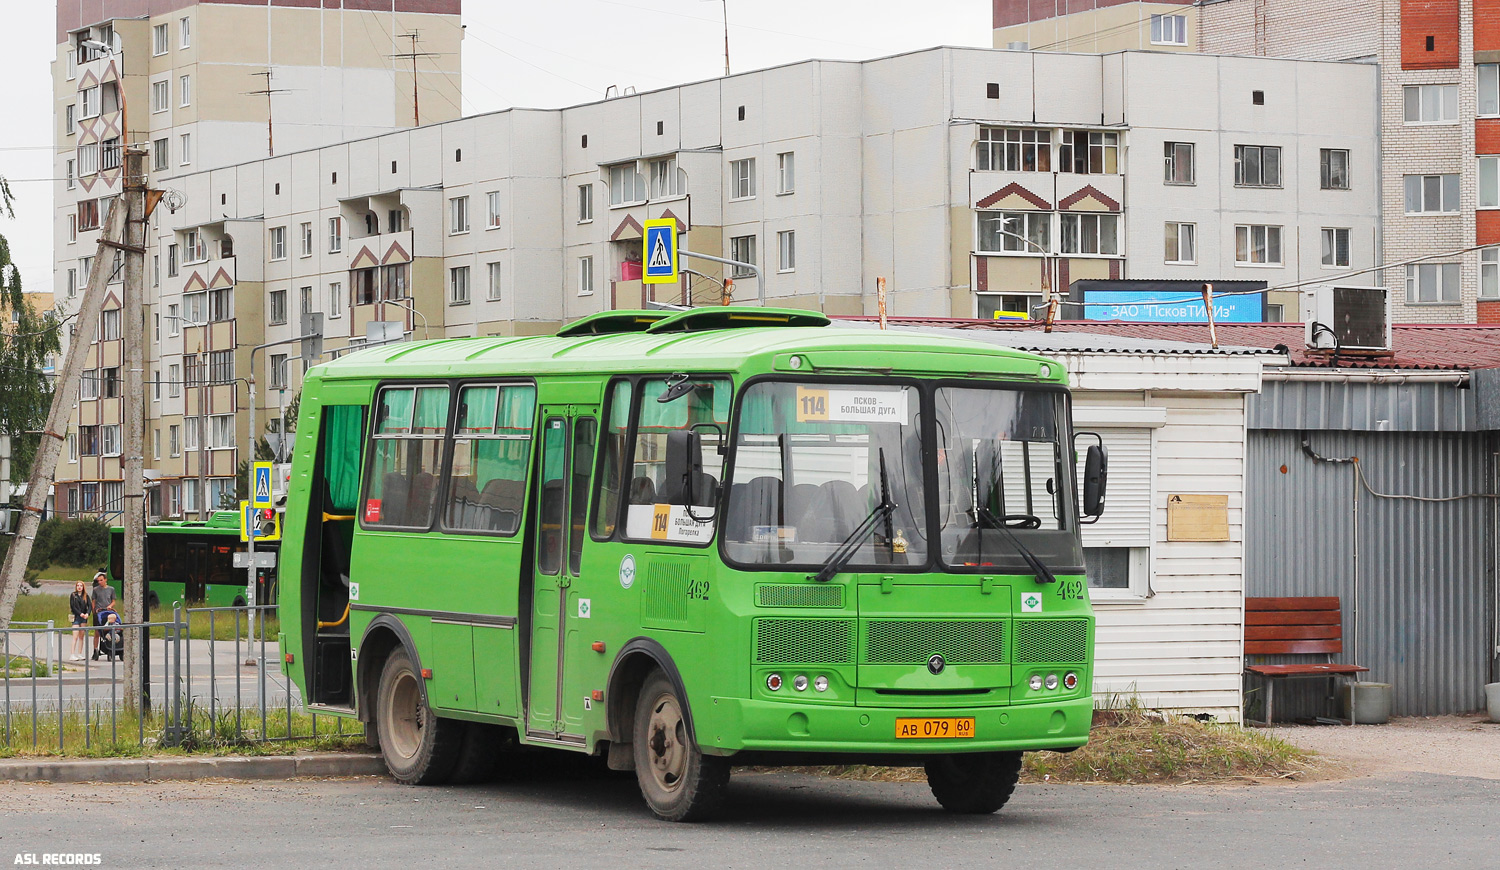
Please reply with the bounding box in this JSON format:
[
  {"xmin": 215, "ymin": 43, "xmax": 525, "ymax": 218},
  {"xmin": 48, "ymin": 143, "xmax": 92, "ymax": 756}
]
[
  {"xmin": 642, "ymin": 218, "xmax": 678, "ymax": 284},
  {"xmin": 252, "ymin": 462, "xmax": 274, "ymax": 509}
]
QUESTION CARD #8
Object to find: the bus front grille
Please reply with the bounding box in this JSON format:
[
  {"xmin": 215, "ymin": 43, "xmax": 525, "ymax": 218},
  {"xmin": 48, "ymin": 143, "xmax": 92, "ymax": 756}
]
[
  {"xmin": 863, "ymin": 619, "xmax": 1006, "ymax": 665},
  {"xmin": 754, "ymin": 618, "xmax": 855, "ymax": 664},
  {"xmin": 1012, "ymin": 618, "xmax": 1089, "ymax": 664},
  {"xmin": 756, "ymin": 584, "xmax": 844, "ymax": 608}
]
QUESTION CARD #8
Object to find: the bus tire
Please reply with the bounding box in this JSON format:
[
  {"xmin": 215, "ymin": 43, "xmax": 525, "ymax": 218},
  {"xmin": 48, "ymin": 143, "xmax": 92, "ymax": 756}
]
[
  {"xmin": 448, "ymin": 722, "xmax": 507, "ymax": 785},
  {"xmin": 375, "ymin": 648, "xmax": 461, "ymax": 785},
  {"xmin": 147, "ymin": 591, "xmax": 160, "ymax": 611},
  {"xmin": 631, "ymin": 670, "xmax": 729, "ymax": 822},
  {"xmin": 924, "ymin": 751, "xmax": 1023, "ymax": 814}
]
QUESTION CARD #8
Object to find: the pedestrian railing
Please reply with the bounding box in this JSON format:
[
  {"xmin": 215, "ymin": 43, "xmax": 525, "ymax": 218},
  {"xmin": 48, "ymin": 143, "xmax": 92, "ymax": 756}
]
[{"xmin": 1, "ymin": 603, "xmax": 361, "ymax": 754}]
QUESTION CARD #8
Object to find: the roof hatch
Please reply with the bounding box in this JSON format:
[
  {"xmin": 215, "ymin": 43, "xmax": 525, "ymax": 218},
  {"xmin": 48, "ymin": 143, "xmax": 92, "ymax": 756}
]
[
  {"xmin": 555, "ymin": 310, "xmax": 671, "ymax": 337},
  {"xmin": 644, "ymin": 307, "xmax": 831, "ymax": 334}
]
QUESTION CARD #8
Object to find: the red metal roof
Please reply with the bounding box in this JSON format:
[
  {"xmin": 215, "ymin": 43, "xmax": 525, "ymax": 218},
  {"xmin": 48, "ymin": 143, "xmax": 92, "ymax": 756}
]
[{"xmin": 857, "ymin": 317, "xmax": 1500, "ymax": 370}]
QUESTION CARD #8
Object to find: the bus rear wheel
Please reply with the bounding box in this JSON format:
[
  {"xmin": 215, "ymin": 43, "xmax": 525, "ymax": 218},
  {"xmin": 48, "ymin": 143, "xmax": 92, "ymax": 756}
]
[
  {"xmin": 375, "ymin": 649, "xmax": 460, "ymax": 785},
  {"xmin": 631, "ymin": 670, "xmax": 729, "ymax": 822},
  {"xmin": 925, "ymin": 751, "xmax": 1023, "ymax": 814}
]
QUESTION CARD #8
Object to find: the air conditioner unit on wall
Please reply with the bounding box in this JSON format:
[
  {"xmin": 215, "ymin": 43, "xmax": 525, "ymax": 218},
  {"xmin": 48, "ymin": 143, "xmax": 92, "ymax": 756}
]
[{"xmin": 1302, "ymin": 285, "xmax": 1391, "ymax": 352}]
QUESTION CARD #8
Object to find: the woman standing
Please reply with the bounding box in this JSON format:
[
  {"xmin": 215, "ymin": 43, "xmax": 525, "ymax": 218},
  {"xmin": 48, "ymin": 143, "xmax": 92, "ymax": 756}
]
[{"xmin": 68, "ymin": 580, "xmax": 92, "ymax": 662}]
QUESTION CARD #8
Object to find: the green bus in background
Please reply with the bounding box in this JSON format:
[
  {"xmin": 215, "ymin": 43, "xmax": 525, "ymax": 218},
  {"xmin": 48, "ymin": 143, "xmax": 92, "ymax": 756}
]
[
  {"xmin": 278, "ymin": 308, "xmax": 1107, "ymax": 821},
  {"xmin": 108, "ymin": 511, "xmax": 279, "ymax": 609}
]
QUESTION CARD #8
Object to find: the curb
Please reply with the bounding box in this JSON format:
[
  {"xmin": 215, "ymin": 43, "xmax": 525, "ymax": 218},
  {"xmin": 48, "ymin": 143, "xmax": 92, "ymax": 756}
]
[{"xmin": 0, "ymin": 752, "xmax": 387, "ymax": 784}]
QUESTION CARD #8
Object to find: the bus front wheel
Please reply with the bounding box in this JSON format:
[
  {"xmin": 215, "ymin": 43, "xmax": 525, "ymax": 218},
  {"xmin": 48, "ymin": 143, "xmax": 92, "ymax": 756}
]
[
  {"xmin": 375, "ymin": 649, "xmax": 461, "ymax": 785},
  {"xmin": 631, "ymin": 670, "xmax": 729, "ymax": 822},
  {"xmin": 925, "ymin": 751, "xmax": 1023, "ymax": 814}
]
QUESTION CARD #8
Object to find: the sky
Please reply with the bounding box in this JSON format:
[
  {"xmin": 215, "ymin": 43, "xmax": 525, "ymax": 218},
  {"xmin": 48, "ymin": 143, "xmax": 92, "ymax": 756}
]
[{"xmin": 0, "ymin": 1, "xmax": 991, "ymax": 296}]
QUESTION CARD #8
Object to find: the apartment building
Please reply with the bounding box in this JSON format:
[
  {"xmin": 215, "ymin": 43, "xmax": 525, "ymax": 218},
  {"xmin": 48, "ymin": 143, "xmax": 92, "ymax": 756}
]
[
  {"xmin": 51, "ymin": 0, "xmax": 461, "ymax": 518},
  {"xmin": 992, "ymin": 0, "xmax": 1200, "ymax": 53},
  {"xmin": 999, "ymin": 0, "xmax": 1500, "ymax": 324},
  {"xmin": 50, "ymin": 45, "xmax": 1378, "ymax": 518}
]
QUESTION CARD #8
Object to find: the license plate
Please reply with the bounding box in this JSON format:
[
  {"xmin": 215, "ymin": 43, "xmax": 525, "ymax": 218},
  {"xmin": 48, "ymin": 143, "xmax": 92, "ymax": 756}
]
[{"xmin": 895, "ymin": 717, "xmax": 975, "ymax": 739}]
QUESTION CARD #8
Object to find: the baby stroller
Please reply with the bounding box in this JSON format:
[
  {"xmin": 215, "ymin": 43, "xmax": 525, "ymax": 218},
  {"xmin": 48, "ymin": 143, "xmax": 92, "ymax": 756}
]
[{"xmin": 97, "ymin": 610, "xmax": 125, "ymax": 661}]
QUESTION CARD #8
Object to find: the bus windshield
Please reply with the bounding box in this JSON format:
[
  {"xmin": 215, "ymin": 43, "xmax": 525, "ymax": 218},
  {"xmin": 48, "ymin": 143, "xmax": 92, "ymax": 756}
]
[
  {"xmin": 935, "ymin": 386, "xmax": 1078, "ymax": 570},
  {"xmin": 723, "ymin": 380, "xmax": 926, "ymax": 568}
]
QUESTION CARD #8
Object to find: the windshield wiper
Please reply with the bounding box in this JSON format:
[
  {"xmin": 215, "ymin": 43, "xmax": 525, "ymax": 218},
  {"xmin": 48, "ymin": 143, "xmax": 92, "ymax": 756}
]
[
  {"xmin": 976, "ymin": 506, "xmax": 1056, "ymax": 585},
  {"xmin": 814, "ymin": 450, "xmax": 897, "ymax": 583}
]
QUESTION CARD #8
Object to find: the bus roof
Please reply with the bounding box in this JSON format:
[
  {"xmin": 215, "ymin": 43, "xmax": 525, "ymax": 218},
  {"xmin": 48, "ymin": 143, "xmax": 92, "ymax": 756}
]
[{"xmin": 310, "ymin": 324, "xmax": 1067, "ymax": 385}]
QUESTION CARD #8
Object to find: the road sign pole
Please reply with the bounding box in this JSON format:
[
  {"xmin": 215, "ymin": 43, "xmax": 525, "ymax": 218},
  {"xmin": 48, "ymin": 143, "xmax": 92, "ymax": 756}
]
[{"xmin": 247, "ymin": 461, "xmax": 273, "ymax": 666}]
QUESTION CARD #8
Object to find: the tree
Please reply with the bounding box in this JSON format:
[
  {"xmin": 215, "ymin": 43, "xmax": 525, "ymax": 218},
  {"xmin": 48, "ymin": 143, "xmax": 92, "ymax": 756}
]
[{"xmin": 0, "ymin": 178, "xmax": 62, "ymax": 486}]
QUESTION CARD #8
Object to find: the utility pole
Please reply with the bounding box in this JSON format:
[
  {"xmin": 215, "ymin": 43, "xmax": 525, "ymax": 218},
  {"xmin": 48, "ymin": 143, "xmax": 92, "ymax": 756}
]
[
  {"xmin": 392, "ymin": 32, "xmax": 440, "ymax": 127},
  {"xmin": 120, "ymin": 147, "xmax": 149, "ymax": 711},
  {"xmin": 0, "ymin": 199, "xmax": 129, "ymax": 628}
]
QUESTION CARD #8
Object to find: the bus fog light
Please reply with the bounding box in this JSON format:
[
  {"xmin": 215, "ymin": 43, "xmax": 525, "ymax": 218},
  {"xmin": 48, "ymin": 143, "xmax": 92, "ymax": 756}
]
[
  {"xmin": 1045, "ymin": 673, "xmax": 1059, "ymax": 691},
  {"xmin": 813, "ymin": 675, "xmax": 829, "ymax": 692},
  {"xmin": 793, "ymin": 674, "xmax": 809, "ymax": 692},
  {"xmin": 1029, "ymin": 675, "xmax": 1043, "ymax": 691},
  {"xmin": 1063, "ymin": 672, "xmax": 1079, "ymax": 690},
  {"xmin": 766, "ymin": 673, "xmax": 783, "ymax": 692},
  {"xmin": 789, "ymin": 355, "xmax": 803, "ymax": 369}
]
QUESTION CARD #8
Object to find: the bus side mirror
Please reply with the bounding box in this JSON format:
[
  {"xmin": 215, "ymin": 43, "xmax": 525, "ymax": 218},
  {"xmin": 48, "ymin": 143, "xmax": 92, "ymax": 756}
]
[
  {"xmin": 662, "ymin": 429, "xmax": 702, "ymax": 505},
  {"xmin": 1082, "ymin": 442, "xmax": 1108, "ymax": 522}
]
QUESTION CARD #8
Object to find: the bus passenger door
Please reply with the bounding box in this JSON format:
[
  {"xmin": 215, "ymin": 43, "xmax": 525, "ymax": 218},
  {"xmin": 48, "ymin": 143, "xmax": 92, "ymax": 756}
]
[
  {"xmin": 185, "ymin": 542, "xmax": 208, "ymax": 603},
  {"xmin": 526, "ymin": 407, "xmax": 597, "ymax": 740}
]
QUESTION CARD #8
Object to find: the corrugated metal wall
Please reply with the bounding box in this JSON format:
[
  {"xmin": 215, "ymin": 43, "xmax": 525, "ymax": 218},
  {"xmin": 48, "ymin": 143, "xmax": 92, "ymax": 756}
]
[{"xmin": 1246, "ymin": 430, "xmax": 1498, "ymax": 718}]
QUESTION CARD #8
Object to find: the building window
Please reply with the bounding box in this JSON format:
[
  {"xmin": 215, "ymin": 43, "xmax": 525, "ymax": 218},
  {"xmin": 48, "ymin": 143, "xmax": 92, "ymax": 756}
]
[
  {"xmin": 1406, "ymin": 263, "xmax": 1460, "ymax": 304},
  {"xmin": 608, "ymin": 163, "xmax": 645, "ymax": 206},
  {"xmin": 100, "ymin": 309, "xmax": 120, "ymax": 341},
  {"xmin": 179, "ymin": 132, "xmax": 192, "ymax": 165},
  {"xmin": 184, "ymin": 354, "xmax": 203, "ymax": 387},
  {"xmin": 354, "ymin": 268, "xmax": 376, "ymax": 305},
  {"xmin": 1482, "ymin": 65, "xmax": 1500, "ymax": 117},
  {"xmin": 80, "ymin": 87, "xmax": 99, "ymax": 119},
  {"xmin": 450, "ymin": 196, "xmax": 469, "ymax": 234},
  {"xmin": 299, "ymin": 285, "xmax": 312, "ymax": 317},
  {"xmin": 67, "ymin": 433, "xmax": 78, "ymax": 463},
  {"xmin": 1321, "ymin": 227, "xmax": 1351, "ymax": 268},
  {"xmin": 1163, "ymin": 141, "xmax": 1194, "ymax": 185},
  {"xmin": 1404, "ymin": 174, "xmax": 1460, "ymax": 214},
  {"xmin": 167, "ymin": 304, "xmax": 180, "ymax": 335},
  {"xmin": 1234, "ymin": 145, "xmax": 1282, "ymax": 187},
  {"xmin": 153, "ymin": 367, "xmax": 160, "ymax": 400},
  {"xmin": 100, "ymin": 367, "xmax": 120, "ymax": 399},
  {"xmin": 79, "ymin": 483, "xmax": 98, "ymax": 513},
  {"xmin": 487, "ymin": 262, "xmax": 503, "ymax": 301},
  {"xmin": 169, "ymin": 424, "xmax": 181, "ymax": 456},
  {"xmin": 80, "ymin": 256, "xmax": 94, "ymax": 286},
  {"xmin": 168, "ymin": 365, "xmax": 181, "ymax": 398},
  {"xmin": 184, "ymin": 230, "xmax": 206, "ymax": 263},
  {"xmin": 152, "ymin": 80, "xmax": 169, "ymax": 113},
  {"xmin": 578, "ymin": 184, "xmax": 593, "ymax": 222},
  {"xmin": 210, "ymin": 415, "xmax": 234, "ymax": 450},
  {"xmin": 1060, "ymin": 213, "xmax": 1120, "ymax": 255},
  {"xmin": 77, "ymin": 144, "xmax": 99, "ymax": 177},
  {"xmin": 387, "ymin": 209, "xmax": 405, "ymax": 233},
  {"xmin": 1060, "ymin": 130, "xmax": 1118, "ymax": 175},
  {"xmin": 578, "ymin": 256, "xmax": 594, "ymax": 296},
  {"xmin": 101, "ymin": 425, "xmax": 121, "ymax": 457},
  {"xmin": 269, "ymin": 226, "xmax": 286, "ymax": 260},
  {"xmin": 68, "ymin": 214, "xmax": 77, "ymax": 244},
  {"xmin": 729, "ymin": 158, "xmax": 757, "ymax": 199},
  {"xmin": 978, "ymin": 211, "xmax": 1050, "ymax": 254},
  {"xmin": 210, "ymin": 287, "xmax": 232, "ymax": 322},
  {"xmin": 777, "ymin": 152, "xmax": 795, "ymax": 194},
  {"xmin": 270, "ymin": 288, "xmax": 287, "ymax": 324},
  {"xmin": 65, "ymin": 105, "xmax": 76, "ymax": 137},
  {"xmin": 66, "ymin": 159, "xmax": 75, "ymax": 189},
  {"xmin": 77, "ymin": 199, "xmax": 99, "ymax": 230},
  {"xmin": 79, "ymin": 425, "xmax": 99, "ymax": 455},
  {"xmin": 729, "ymin": 235, "xmax": 757, "ymax": 277},
  {"xmin": 1482, "ymin": 156, "xmax": 1500, "ymax": 209},
  {"xmin": 1150, "ymin": 13, "xmax": 1187, "ymax": 45},
  {"xmin": 487, "ymin": 191, "xmax": 502, "ymax": 228},
  {"xmin": 67, "ymin": 269, "xmax": 77, "ymax": 298},
  {"xmin": 777, "ymin": 230, "xmax": 796, "ymax": 272},
  {"xmin": 180, "ymin": 16, "xmax": 191, "ymax": 48},
  {"xmin": 450, "ymin": 265, "xmax": 470, "ymax": 305},
  {"xmin": 1321, "ymin": 149, "xmax": 1350, "ymax": 190},
  {"xmin": 80, "ymin": 369, "xmax": 99, "ymax": 400},
  {"xmin": 269, "ymin": 353, "xmax": 288, "ymax": 390},
  {"xmin": 1235, "ymin": 224, "xmax": 1283, "ymax": 265},
  {"xmin": 152, "ymin": 138, "xmax": 168, "ymax": 172},
  {"xmin": 381, "ymin": 263, "xmax": 408, "ymax": 300},
  {"xmin": 1165, "ymin": 222, "xmax": 1196, "ymax": 264},
  {"xmin": 977, "ymin": 127, "xmax": 1051, "ymax": 172},
  {"xmin": 167, "ymin": 244, "xmax": 179, "ymax": 277},
  {"xmin": 328, "ymin": 282, "xmax": 344, "ymax": 317},
  {"xmin": 1403, "ymin": 84, "xmax": 1459, "ymax": 123},
  {"xmin": 153, "ymin": 23, "xmax": 169, "ymax": 55},
  {"xmin": 153, "ymin": 428, "xmax": 161, "ymax": 458},
  {"xmin": 183, "ymin": 291, "xmax": 206, "ymax": 325},
  {"xmin": 299, "ymin": 222, "xmax": 313, "ymax": 256},
  {"xmin": 649, "ymin": 157, "xmax": 680, "ymax": 199},
  {"xmin": 179, "ymin": 75, "xmax": 191, "ymax": 107},
  {"xmin": 1482, "ymin": 248, "xmax": 1500, "ymax": 300}
]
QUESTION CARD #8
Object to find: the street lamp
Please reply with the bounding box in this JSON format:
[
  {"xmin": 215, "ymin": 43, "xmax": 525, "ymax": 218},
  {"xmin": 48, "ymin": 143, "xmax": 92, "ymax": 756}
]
[
  {"xmin": 382, "ymin": 297, "xmax": 429, "ymax": 340},
  {"xmin": 979, "ymin": 217, "xmax": 1057, "ymax": 320}
]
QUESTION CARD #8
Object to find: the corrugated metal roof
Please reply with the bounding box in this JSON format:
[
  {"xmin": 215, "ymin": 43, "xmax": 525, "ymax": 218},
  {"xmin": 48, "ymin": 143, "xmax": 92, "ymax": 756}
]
[
  {"xmin": 847, "ymin": 319, "xmax": 1275, "ymax": 355},
  {"xmin": 857, "ymin": 318, "xmax": 1500, "ymax": 369}
]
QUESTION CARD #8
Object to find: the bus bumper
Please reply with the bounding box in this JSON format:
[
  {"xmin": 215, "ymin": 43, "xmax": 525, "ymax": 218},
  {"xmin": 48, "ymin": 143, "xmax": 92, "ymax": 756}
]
[{"xmin": 700, "ymin": 695, "xmax": 1093, "ymax": 756}]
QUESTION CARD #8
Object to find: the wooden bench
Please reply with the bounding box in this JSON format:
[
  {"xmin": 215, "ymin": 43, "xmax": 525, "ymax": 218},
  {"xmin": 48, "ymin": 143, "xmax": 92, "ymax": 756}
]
[{"xmin": 1244, "ymin": 597, "xmax": 1368, "ymax": 726}]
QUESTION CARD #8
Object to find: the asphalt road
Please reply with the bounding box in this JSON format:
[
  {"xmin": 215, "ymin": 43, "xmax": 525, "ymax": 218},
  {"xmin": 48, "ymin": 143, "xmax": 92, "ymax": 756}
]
[{"xmin": 1, "ymin": 767, "xmax": 1495, "ymax": 868}]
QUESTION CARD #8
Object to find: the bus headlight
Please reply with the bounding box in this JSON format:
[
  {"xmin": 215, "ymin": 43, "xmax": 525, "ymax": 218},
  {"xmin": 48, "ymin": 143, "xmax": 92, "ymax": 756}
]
[
  {"xmin": 793, "ymin": 674, "xmax": 809, "ymax": 692},
  {"xmin": 1063, "ymin": 672, "xmax": 1079, "ymax": 691},
  {"xmin": 1045, "ymin": 673, "xmax": 1059, "ymax": 691},
  {"xmin": 766, "ymin": 673, "xmax": 783, "ymax": 692},
  {"xmin": 813, "ymin": 675, "xmax": 829, "ymax": 693},
  {"xmin": 1029, "ymin": 674, "xmax": 1043, "ymax": 691}
]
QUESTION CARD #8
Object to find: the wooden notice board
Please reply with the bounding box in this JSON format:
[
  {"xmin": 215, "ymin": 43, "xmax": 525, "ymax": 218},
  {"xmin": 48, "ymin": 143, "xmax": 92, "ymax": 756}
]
[{"xmin": 1167, "ymin": 494, "xmax": 1229, "ymax": 542}]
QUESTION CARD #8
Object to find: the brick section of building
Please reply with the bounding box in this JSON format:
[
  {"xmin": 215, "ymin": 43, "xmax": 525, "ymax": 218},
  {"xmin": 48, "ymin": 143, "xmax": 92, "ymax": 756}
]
[
  {"xmin": 1478, "ymin": 301, "xmax": 1500, "ymax": 322},
  {"xmin": 1401, "ymin": 0, "xmax": 1461, "ymax": 69},
  {"xmin": 1476, "ymin": 0, "xmax": 1500, "ymax": 51},
  {"xmin": 1477, "ymin": 209, "xmax": 1500, "ymax": 245},
  {"xmin": 1478, "ymin": 118, "xmax": 1500, "ymax": 154},
  {"xmin": 1198, "ymin": 0, "xmax": 1378, "ymax": 60},
  {"xmin": 993, "ymin": 0, "xmax": 1189, "ymax": 29}
]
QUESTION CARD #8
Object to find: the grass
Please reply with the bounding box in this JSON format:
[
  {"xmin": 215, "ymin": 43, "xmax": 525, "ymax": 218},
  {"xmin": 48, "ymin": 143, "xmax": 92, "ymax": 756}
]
[
  {"xmin": 35, "ymin": 565, "xmax": 104, "ymax": 586},
  {"xmin": 9, "ymin": 593, "xmax": 280, "ymax": 643},
  {"xmin": 0, "ymin": 701, "xmax": 366, "ymax": 759},
  {"xmin": 1, "ymin": 655, "xmax": 51, "ymax": 679}
]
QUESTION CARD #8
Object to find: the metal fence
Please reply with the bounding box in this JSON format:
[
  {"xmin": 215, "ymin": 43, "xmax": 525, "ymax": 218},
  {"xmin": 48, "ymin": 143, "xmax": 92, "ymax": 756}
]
[{"xmin": 1, "ymin": 604, "xmax": 361, "ymax": 753}]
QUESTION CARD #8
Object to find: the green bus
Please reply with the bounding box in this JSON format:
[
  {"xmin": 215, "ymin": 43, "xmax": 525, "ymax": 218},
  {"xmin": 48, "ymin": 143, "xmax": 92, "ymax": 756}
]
[
  {"xmin": 108, "ymin": 512, "xmax": 279, "ymax": 609},
  {"xmin": 279, "ymin": 308, "xmax": 1106, "ymax": 821}
]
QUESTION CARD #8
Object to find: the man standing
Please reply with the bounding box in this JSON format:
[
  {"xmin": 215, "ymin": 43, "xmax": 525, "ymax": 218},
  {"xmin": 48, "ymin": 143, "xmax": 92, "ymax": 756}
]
[{"xmin": 89, "ymin": 572, "xmax": 116, "ymax": 661}]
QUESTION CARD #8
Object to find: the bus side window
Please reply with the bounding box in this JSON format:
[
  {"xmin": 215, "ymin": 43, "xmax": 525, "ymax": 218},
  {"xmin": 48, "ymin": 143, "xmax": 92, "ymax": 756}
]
[
  {"xmin": 591, "ymin": 380, "xmax": 633, "ymax": 539},
  {"xmin": 622, "ymin": 376, "xmax": 729, "ymax": 543},
  {"xmin": 446, "ymin": 383, "xmax": 536, "ymax": 535},
  {"xmin": 363, "ymin": 385, "xmax": 450, "ymax": 530}
]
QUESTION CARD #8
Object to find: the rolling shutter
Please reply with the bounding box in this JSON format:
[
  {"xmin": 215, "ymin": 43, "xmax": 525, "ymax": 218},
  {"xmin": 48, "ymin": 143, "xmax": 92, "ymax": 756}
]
[{"xmin": 1080, "ymin": 428, "xmax": 1151, "ymax": 548}]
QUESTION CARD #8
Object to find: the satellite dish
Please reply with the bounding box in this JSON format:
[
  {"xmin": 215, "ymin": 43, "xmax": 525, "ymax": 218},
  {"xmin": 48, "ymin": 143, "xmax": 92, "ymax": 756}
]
[{"xmin": 161, "ymin": 189, "xmax": 187, "ymax": 214}]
